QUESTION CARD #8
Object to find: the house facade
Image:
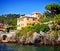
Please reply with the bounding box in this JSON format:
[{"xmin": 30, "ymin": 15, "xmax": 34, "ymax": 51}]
[
  {"xmin": 0, "ymin": 21, "xmax": 8, "ymax": 31},
  {"xmin": 17, "ymin": 12, "xmax": 41, "ymax": 30}
]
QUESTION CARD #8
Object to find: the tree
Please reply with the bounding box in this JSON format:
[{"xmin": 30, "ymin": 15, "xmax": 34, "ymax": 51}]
[
  {"xmin": 54, "ymin": 14, "xmax": 60, "ymax": 23},
  {"xmin": 51, "ymin": 23, "xmax": 56, "ymax": 30},
  {"xmin": 45, "ymin": 3, "xmax": 60, "ymax": 17},
  {"xmin": 5, "ymin": 25, "xmax": 16, "ymax": 32},
  {"xmin": 44, "ymin": 11, "xmax": 50, "ymax": 17},
  {"xmin": 34, "ymin": 23, "xmax": 50, "ymax": 33},
  {"xmin": 0, "ymin": 14, "xmax": 20, "ymax": 30},
  {"xmin": 40, "ymin": 24, "xmax": 50, "ymax": 32},
  {"xmin": 0, "ymin": 14, "xmax": 20, "ymax": 25},
  {"xmin": 34, "ymin": 23, "xmax": 40, "ymax": 33}
]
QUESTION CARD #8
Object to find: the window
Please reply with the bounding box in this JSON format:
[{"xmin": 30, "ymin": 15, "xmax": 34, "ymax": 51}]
[
  {"xmin": 19, "ymin": 19, "xmax": 24, "ymax": 22},
  {"xmin": 21, "ymin": 24, "xmax": 24, "ymax": 26},
  {"xmin": 18, "ymin": 20, "xmax": 20, "ymax": 22},
  {"xmin": 22, "ymin": 24, "xmax": 24, "ymax": 26},
  {"xmin": 21, "ymin": 19, "xmax": 24, "ymax": 21},
  {"xmin": 33, "ymin": 18, "xmax": 35, "ymax": 21},
  {"xmin": 27, "ymin": 18, "xmax": 29, "ymax": 20},
  {"xmin": 19, "ymin": 24, "xmax": 20, "ymax": 27},
  {"xmin": 3, "ymin": 35, "xmax": 7, "ymax": 40},
  {"xmin": 18, "ymin": 24, "xmax": 20, "ymax": 27},
  {"xmin": 19, "ymin": 20, "xmax": 20, "ymax": 22}
]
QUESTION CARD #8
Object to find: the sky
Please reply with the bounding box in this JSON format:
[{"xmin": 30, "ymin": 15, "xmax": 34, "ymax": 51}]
[{"xmin": 0, "ymin": 0, "xmax": 60, "ymax": 15}]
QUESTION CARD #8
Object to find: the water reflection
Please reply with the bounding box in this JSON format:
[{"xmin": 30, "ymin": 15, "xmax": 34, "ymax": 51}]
[{"xmin": 0, "ymin": 43, "xmax": 60, "ymax": 51}]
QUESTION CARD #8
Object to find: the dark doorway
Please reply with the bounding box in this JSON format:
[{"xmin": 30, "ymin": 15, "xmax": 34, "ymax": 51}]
[{"xmin": 2, "ymin": 35, "xmax": 7, "ymax": 40}]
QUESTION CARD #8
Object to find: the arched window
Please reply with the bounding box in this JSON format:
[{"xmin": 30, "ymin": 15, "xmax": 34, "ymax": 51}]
[{"xmin": 2, "ymin": 35, "xmax": 7, "ymax": 40}]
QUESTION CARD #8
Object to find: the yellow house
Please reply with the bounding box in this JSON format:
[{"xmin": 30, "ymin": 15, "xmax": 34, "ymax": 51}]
[{"xmin": 17, "ymin": 12, "xmax": 41, "ymax": 30}]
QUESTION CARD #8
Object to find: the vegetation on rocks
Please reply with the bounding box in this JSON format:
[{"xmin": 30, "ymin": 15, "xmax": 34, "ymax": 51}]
[{"xmin": 16, "ymin": 3, "xmax": 60, "ymax": 45}]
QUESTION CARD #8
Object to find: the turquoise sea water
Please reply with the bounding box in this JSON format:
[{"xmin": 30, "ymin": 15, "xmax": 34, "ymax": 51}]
[{"xmin": 0, "ymin": 43, "xmax": 60, "ymax": 51}]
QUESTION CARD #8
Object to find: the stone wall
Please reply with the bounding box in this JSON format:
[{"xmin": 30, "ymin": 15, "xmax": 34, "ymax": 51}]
[{"xmin": 0, "ymin": 32, "xmax": 16, "ymax": 43}]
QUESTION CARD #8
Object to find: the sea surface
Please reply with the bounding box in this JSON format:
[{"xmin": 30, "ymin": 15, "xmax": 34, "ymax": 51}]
[{"xmin": 0, "ymin": 43, "xmax": 60, "ymax": 51}]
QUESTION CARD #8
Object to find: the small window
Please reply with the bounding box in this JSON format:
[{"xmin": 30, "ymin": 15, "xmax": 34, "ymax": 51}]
[
  {"xmin": 21, "ymin": 24, "xmax": 23, "ymax": 26},
  {"xmin": 19, "ymin": 24, "xmax": 20, "ymax": 27},
  {"xmin": 18, "ymin": 24, "xmax": 20, "ymax": 27},
  {"xmin": 21, "ymin": 19, "xmax": 24, "ymax": 21},
  {"xmin": 19, "ymin": 20, "xmax": 20, "ymax": 22},
  {"xmin": 21, "ymin": 24, "xmax": 24, "ymax": 26},
  {"xmin": 33, "ymin": 18, "xmax": 35, "ymax": 21},
  {"xmin": 23, "ymin": 24, "xmax": 24, "ymax": 26},
  {"xmin": 27, "ymin": 18, "xmax": 29, "ymax": 20},
  {"xmin": 18, "ymin": 20, "xmax": 20, "ymax": 22}
]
